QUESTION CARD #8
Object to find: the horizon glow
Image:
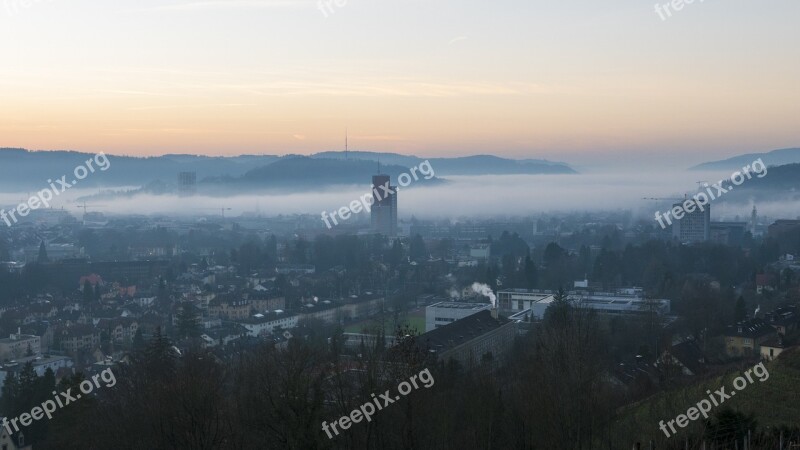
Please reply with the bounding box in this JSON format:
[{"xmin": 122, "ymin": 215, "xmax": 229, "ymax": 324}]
[{"xmin": 0, "ymin": 0, "xmax": 798, "ymax": 167}]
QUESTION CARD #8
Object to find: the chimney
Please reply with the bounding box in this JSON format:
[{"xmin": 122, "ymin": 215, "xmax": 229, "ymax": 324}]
[{"xmin": 491, "ymin": 307, "xmax": 498, "ymax": 320}]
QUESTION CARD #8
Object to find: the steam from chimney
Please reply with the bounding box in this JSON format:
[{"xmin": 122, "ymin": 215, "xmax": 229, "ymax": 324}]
[
  {"xmin": 471, "ymin": 282, "xmax": 496, "ymax": 309},
  {"xmin": 754, "ymin": 304, "xmax": 761, "ymax": 317}
]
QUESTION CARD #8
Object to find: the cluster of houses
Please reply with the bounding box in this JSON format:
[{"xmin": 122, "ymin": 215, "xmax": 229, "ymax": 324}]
[{"xmin": 653, "ymin": 304, "xmax": 799, "ymax": 380}]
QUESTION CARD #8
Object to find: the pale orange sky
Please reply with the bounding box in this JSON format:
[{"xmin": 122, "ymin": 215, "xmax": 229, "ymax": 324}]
[{"xmin": 1, "ymin": 0, "xmax": 799, "ymax": 166}]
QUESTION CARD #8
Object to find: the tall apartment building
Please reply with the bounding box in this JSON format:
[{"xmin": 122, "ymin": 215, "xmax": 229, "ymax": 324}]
[
  {"xmin": 672, "ymin": 201, "xmax": 710, "ymax": 243},
  {"xmin": 178, "ymin": 171, "xmax": 197, "ymax": 196},
  {"xmin": 371, "ymin": 174, "xmax": 397, "ymax": 236}
]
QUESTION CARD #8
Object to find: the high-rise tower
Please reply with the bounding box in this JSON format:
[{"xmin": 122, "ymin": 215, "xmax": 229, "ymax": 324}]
[{"xmin": 371, "ymin": 173, "xmax": 397, "ymax": 236}]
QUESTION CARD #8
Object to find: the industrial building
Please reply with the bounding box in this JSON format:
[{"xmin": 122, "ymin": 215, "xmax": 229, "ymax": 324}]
[
  {"xmin": 417, "ymin": 310, "xmax": 516, "ymax": 370},
  {"xmin": 497, "ymin": 288, "xmax": 670, "ymax": 320},
  {"xmin": 425, "ymin": 301, "xmax": 492, "ymax": 332}
]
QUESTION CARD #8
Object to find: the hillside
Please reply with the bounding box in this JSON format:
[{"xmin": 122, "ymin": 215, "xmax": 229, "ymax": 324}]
[
  {"xmin": 690, "ymin": 148, "xmax": 800, "ymax": 171},
  {"xmin": 0, "ymin": 148, "xmax": 574, "ymax": 192},
  {"xmin": 613, "ymin": 349, "xmax": 800, "ymax": 446}
]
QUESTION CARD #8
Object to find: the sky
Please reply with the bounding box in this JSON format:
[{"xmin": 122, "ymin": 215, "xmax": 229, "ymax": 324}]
[{"xmin": 1, "ymin": 0, "xmax": 799, "ymax": 168}]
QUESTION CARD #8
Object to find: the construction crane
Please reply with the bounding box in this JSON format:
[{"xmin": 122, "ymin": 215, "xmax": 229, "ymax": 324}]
[
  {"xmin": 194, "ymin": 207, "xmax": 232, "ymax": 218},
  {"xmin": 75, "ymin": 202, "xmax": 107, "ymax": 224},
  {"xmin": 642, "ymin": 195, "xmax": 688, "ymax": 202}
]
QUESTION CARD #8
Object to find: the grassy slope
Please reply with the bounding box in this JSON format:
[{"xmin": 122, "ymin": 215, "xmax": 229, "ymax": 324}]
[
  {"xmin": 614, "ymin": 348, "xmax": 800, "ymax": 444},
  {"xmin": 344, "ymin": 309, "xmax": 426, "ymax": 335}
]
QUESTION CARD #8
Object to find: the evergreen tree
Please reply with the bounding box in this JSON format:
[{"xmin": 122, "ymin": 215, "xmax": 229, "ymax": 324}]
[
  {"xmin": 388, "ymin": 239, "xmax": 404, "ymax": 268},
  {"xmin": 132, "ymin": 328, "xmax": 145, "ymax": 349},
  {"xmin": 177, "ymin": 302, "xmax": 201, "ymax": 339},
  {"xmin": 783, "ymin": 267, "xmax": 793, "ymax": 288},
  {"xmin": 735, "ymin": 296, "xmax": 747, "ymax": 322},
  {"xmin": 37, "ymin": 241, "xmax": 49, "ymax": 263},
  {"xmin": 141, "ymin": 327, "xmax": 178, "ymax": 377},
  {"xmin": 544, "ymin": 287, "xmax": 571, "ymax": 328},
  {"xmin": 0, "ymin": 240, "xmax": 9, "ymax": 261},
  {"xmin": 157, "ymin": 276, "xmax": 169, "ymax": 306},
  {"xmin": 0, "ymin": 371, "xmax": 19, "ymax": 417},
  {"xmin": 409, "ymin": 234, "xmax": 427, "ymax": 262},
  {"xmin": 524, "ymin": 255, "xmax": 538, "ymax": 289},
  {"xmin": 18, "ymin": 362, "xmax": 37, "ymax": 399},
  {"xmin": 82, "ymin": 279, "xmax": 94, "ymax": 303}
]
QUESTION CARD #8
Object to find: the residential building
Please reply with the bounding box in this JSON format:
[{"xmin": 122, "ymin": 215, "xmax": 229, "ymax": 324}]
[
  {"xmin": 0, "ymin": 331, "xmax": 41, "ymax": 361},
  {"xmin": 710, "ymin": 222, "xmax": 747, "ymax": 246},
  {"xmin": 724, "ymin": 318, "xmax": 776, "ymax": 357},
  {"xmin": 0, "ymin": 425, "xmax": 31, "ymax": 450},
  {"xmin": 657, "ymin": 340, "xmax": 707, "ymax": 376},
  {"xmin": 768, "ymin": 220, "xmax": 800, "ymax": 239},
  {"xmin": 756, "ymin": 273, "xmax": 777, "ymax": 294},
  {"xmin": 371, "ymin": 174, "xmax": 397, "ymax": 236},
  {"xmin": 672, "ymin": 201, "xmax": 710, "ymax": 243},
  {"xmin": 57, "ymin": 324, "xmax": 101, "ymax": 354},
  {"xmin": 95, "ymin": 318, "xmax": 139, "ymax": 343},
  {"xmin": 235, "ymin": 313, "xmax": 299, "ymax": 337},
  {"xmin": 275, "ymin": 264, "xmax": 315, "ymax": 275},
  {"xmin": 299, "ymin": 295, "xmax": 386, "ymax": 324},
  {"xmin": 469, "ymin": 244, "xmax": 490, "ymax": 260},
  {"xmin": 761, "ymin": 335, "xmax": 792, "ymax": 361},
  {"xmin": 249, "ymin": 295, "xmax": 286, "ymax": 312},
  {"xmin": 208, "ymin": 297, "xmax": 252, "ymax": 320},
  {"xmin": 0, "ymin": 355, "xmax": 74, "ymax": 391},
  {"xmin": 178, "ymin": 171, "xmax": 197, "ymax": 196},
  {"xmin": 765, "ymin": 305, "xmax": 798, "ymax": 335}
]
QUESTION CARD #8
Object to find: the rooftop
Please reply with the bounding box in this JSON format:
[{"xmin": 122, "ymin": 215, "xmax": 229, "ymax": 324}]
[
  {"xmin": 418, "ymin": 310, "xmax": 510, "ymax": 354},
  {"xmin": 726, "ymin": 318, "xmax": 776, "ymax": 339},
  {"xmin": 428, "ymin": 302, "xmax": 492, "ymax": 310}
]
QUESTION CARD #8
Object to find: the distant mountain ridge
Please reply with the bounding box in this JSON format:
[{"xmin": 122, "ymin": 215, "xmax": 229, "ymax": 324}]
[
  {"xmin": 0, "ymin": 148, "xmax": 576, "ymax": 192},
  {"xmin": 682, "ymin": 162, "xmax": 800, "ymax": 205},
  {"xmin": 689, "ymin": 147, "xmax": 800, "ymax": 171},
  {"xmin": 312, "ymin": 151, "xmax": 576, "ymax": 175}
]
